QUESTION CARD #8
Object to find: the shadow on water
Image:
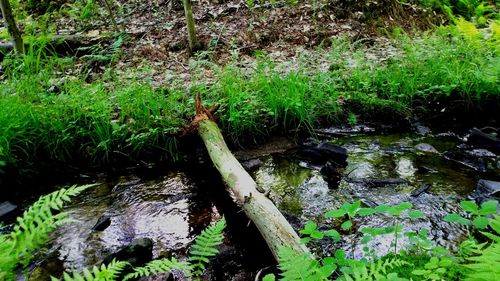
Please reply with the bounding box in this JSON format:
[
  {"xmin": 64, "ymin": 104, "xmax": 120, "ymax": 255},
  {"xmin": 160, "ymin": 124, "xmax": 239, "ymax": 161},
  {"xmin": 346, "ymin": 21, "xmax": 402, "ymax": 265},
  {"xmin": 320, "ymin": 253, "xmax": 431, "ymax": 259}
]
[{"xmin": 3, "ymin": 127, "xmax": 499, "ymax": 280}]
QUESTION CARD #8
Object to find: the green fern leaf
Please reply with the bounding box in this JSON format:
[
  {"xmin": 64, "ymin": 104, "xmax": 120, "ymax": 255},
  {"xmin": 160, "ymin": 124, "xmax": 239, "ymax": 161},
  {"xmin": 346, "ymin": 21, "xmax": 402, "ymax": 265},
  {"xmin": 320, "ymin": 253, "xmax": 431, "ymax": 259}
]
[
  {"xmin": 123, "ymin": 257, "xmax": 191, "ymax": 281},
  {"xmin": 188, "ymin": 217, "xmax": 226, "ymax": 276},
  {"xmin": 0, "ymin": 184, "xmax": 95, "ymax": 280},
  {"xmin": 55, "ymin": 260, "xmax": 128, "ymax": 281},
  {"xmin": 276, "ymin": 247, "xmax": 330, "ymax": 281}
]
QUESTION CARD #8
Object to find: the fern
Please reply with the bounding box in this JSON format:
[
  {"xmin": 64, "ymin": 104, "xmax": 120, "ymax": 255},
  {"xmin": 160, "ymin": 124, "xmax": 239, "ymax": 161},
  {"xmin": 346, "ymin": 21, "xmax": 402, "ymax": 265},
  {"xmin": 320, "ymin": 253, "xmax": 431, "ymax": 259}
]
[
  {"xmin": 188, "ymin": 217, "xmax": 226, "ymax": 276},
  {"xmin": 123, "ymin": 257, "xmax": 192, "ymax": 281},
  {"xmin": 339, "ymin": 258, "xmax": 410, "ymax": 281},
  {"xmin": 51, "ymin": 260, "xmax": 128, "ymax": 281},
  {"xmin": 0, "ymin": 184, "xmax": 94, "ymax": 280},
  {"xmin": 275, "ymin": 247, "xmax": 331, "ymax": 281},
  {"xmin": 462, "ymin": 215, "xmax": 500, "ymax": 281}
]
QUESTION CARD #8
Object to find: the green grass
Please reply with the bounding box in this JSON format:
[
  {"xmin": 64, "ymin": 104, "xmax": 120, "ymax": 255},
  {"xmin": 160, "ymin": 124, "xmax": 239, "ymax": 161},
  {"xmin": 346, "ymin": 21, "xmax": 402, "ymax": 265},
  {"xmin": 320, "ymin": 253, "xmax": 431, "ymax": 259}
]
[{"xmin": 0, "ymin": 20, "xmax": 499, "ymax": 177}]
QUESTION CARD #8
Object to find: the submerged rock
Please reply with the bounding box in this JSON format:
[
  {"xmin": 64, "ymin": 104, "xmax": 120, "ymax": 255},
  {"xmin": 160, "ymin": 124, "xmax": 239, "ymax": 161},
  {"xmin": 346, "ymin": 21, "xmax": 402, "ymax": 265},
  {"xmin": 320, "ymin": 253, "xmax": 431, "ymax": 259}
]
[
  {"xmin": 469, "ymin": 180, "xmax": 500, "ymax": 200},
  {"xmin": 298, "ymin": 142, "xmax": 348, "ymax": 166},
  {"xmin": 241, "ymin": 158, "xmax": 263, "ymax": 171},
  {"xmin": 348, "ymin": 178, "xmax": 408, "ymax": 188},
  {"xmin": 103, "ymin": 238, "xmax": 153, "ymax": 267},
  {"xmin": 92, "ymin": 215, "xmax": 111, "ymax": 232},
  {"xmin": 0, "ymin": 201, "xmax": 17, "ymax": 219},
  {"xmin": 415, "ymin": 143, "xmax": 439, "ymax": 154},
  {"xmin": 411, "ymin": 182, "xmax": 430, "ymax": 197},
  {"xmin": 443, "ymin": 151, "xmax": 487, "ymax": 172}
]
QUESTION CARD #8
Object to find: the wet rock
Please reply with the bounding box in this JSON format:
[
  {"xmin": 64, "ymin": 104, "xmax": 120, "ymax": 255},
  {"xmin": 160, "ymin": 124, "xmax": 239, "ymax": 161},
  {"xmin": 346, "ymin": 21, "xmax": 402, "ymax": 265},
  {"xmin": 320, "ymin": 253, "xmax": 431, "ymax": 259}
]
[
  {"xmin": 466, "ymin": 127, "xmax": 500, "ymax": 153},
  {"xmin": 29, "ymin": 252, "xmax": 64, "ymax": 281},
  {"xmin": 413, "ymin": 123, "xmax": 432, "ymax": 136},
  {"xmin": 0, "ymin": 201, "xmax": 17, "ymax": 218},
  {"xmin": 415, "ymin": 143, "xmax": 439, "ymax": 154},
  {"xmin": 241, "ymin": 158, "xmax": 262, "ymax": 171},
  {"xmin": 348, "ymin": 178, "xmax": 408, "ymax": 187},
  {"xmin": 411, "ymin": 182, "xmax": 430, "ymax": 197},
  {"xmin": 92, "ymin": 215, "xmax": 111, "ymax": 231},
  {"xmin": 103, "ymin": 238, "xmax": 153, "ymax": 267},
  {"xmin": 443, "ymin": 151, "xmax": 487, "ymax": 172},
  {"xmin": 320, "ymin": 161, "xmax": 344, "ymax": 188},
  {"xmin": 417, "ymin": 166, "xmax": 438, "ymax": 174},
  {"xmin": 298, "ymin": 142, "xmax": 348, "ymax": 166},
  {"xmin": 469, "ymin": 180, "xmax": 500, "ymax": 200},
  {"xmin": 396, "ymin": 158, "xmax": 417, "ymax": 178},
  {"xmin": 467, "ymin": 149, "xmax": 496, "ymax": 158}
]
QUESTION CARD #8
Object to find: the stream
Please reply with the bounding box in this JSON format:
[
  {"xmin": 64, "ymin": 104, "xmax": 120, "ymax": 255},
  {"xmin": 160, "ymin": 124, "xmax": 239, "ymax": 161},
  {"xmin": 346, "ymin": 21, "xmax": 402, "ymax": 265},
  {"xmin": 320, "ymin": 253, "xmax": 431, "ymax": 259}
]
[{"xmin": 4, "ymin": 126, "xmax": 500, "ymax": 280}]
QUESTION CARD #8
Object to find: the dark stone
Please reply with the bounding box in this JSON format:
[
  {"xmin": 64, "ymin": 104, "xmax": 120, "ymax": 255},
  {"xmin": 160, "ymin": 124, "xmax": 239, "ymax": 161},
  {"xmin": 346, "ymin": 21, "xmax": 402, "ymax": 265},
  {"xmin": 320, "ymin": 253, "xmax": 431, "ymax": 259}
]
[
  {"xmin": 411, "ymin": 182, "xmax": 430, "ymax": 197},
  {"xmin": 103, "ymin": 238, "xmax": 153, "ymax": 267},
  {"xmin": 417, "ymin": 166, "xmax": 438, "ymax": 174},
  {"xmin": 413, "ymin": 123, "xmax": 432, "ymax": 136},
  {"xmin": 297, "ymin": 142, "xmax": 348, "ymax": 166},
  {"xmin": 469, "ymin": 180, "xmax": 500, "ymax": 200},
  {"xmin": 0, "ymin": 201, "xmax": 17, "ymax": 218},
  {"xmin": 92, "ymin": 215, "xmax": 111, "ymax": 231},
  {"xmin": 348, "ymin": 178, "xmax": 408, "ymax": 187},
  {"xmin": 320, "ymin": 161, "xmax": 344, "ymax": 188},
  {"xmin": 443, "ymin": 151, "xmax": 487, "ymax": 172},
  {"xmin": 467, "ymin": 127, "xmax": 500, "ymax": 153}
]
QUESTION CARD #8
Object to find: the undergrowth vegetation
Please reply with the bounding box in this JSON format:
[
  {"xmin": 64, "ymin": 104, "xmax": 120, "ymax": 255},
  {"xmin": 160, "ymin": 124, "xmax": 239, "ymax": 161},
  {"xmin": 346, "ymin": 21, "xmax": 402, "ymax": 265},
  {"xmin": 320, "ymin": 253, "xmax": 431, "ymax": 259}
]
[
  {"xmin": 1, "ymin": 18, "xmax": 499, "ymax": 177},
  {"xmin": 0, "ymin": 186, "xmax": 227, "ymax": 280},
  {"xmin": 264, "ymin": 199, "xmax": 500, "ymax": 281}
]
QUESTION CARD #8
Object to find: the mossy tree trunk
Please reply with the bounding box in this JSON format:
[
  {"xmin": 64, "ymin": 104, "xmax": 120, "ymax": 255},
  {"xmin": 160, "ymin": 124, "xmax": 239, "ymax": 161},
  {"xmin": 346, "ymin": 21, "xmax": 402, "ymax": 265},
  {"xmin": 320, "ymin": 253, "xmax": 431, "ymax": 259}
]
[
  {"xmin": 182, "ymin": 0, "xmax": 200, "ymax": 51},
  {"xmin": 0, "ymin": 0, "xmax": 23, "ymax": 53},
  {"xmin": 190, "ymin": 99, "xmax": 309, "ymax": 260}
]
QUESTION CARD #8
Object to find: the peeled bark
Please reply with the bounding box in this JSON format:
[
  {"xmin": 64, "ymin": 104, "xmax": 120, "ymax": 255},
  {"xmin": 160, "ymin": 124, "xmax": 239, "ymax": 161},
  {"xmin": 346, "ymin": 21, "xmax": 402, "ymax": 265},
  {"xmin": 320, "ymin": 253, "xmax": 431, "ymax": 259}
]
[
  {"xmin": 192, "ymin": 100, "xmax": 309, "ymax": 260},
  {"xmin": 182, "ymin": 0, "xmax": 200, "ymax": 51},
  {"xmin": 0, "ymin": 0, "xmax": 23, "ymax": 53}
]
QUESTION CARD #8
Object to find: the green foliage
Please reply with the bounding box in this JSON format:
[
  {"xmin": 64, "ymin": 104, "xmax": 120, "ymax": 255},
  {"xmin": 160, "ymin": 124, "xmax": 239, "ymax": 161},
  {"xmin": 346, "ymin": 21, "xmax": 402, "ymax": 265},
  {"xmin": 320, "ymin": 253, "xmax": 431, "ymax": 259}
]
[
  {"xmin": 340, "ymin": 257, "xmax": 410, "ymax": 281},
  {"xmin": 52, "ymin": 260, "xmax": 128, "ymax": 281},
  {"xmin": 0, "ymin": 184, "xmax": 93, "ymax": 280},
  {"xmin": 274, "ymin": 247, "xmax": 334, "ymax": 281},
  {"xmin": 189, "ymin": 217, "xmax": 227, "ymax": 276},
  {"xmin": 444, "ymin": 200, "xmax": 498, "ymax": 229},
  {"xmin": 123, "ymin": 258, "xmax": 192, "ymax": 281}
]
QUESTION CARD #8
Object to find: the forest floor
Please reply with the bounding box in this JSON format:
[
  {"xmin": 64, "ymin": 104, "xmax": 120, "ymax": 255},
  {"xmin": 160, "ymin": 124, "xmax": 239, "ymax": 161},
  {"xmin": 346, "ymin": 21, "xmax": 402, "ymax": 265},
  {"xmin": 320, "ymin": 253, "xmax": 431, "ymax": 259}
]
[{"xmin": 48, "ymin": 0, "xmax": 436, "ymax": 84}]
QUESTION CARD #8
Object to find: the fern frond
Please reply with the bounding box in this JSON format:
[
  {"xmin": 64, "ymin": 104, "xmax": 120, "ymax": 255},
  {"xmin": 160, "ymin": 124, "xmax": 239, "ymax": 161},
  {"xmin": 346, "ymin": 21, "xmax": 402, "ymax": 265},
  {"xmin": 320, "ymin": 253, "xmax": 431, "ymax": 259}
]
[
  {"xmin": 52, "ymin": 260, "xmax": 129, "ymax": 281},
  {"xmin": 0, "ymin": 184, "xmax": 94, "ymax": 280},
  {"xmin": 276, "ymin": 247, "xmax": 329, "ymax": 281},
  {"xmin": 463, "ymin": 241, "xmax": 500, "ymax": 281},
  {"xmin": 340, "ymin": 257, "xmax": 410, "ymax": 281},
  {"xmin": 188, "ymin": 217, "xmax": 226, "ymax": 276},
  {"xmin": 123, "ymin": 257, "xmax": 191, "ymax": 281}
]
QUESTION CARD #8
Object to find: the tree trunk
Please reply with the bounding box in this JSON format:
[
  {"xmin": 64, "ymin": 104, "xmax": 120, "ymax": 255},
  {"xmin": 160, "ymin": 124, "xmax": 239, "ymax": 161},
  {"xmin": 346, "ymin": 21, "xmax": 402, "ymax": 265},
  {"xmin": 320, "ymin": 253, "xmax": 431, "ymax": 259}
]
[
  {"xmin": 0, "ymin": 0, "xmax": 23, "ymax": 53},
  {"xmin": 192, "ymin": 100, "xmax": 309, "ymax": 260},
  {"xmin": 182, "ymin": 0, "xmax": 200, "ymax": 51},
  {"xmin": 101, "ymin": 0, "xmax": 121, "ymax": 33}
]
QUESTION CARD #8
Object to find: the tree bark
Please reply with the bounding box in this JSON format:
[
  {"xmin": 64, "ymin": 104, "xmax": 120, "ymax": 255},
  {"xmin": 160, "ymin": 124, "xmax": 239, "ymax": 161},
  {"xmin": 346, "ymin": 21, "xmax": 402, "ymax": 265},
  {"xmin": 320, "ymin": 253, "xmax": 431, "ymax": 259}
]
[
  {"xmin": 0, "ymin": 0, "xmax": 23, "ymax": 53},
  {"xmin": 182, "ymin": 0, "xmax": 200, "ymax": 51},
  {"xmin": 101, "ymin": 0, "xmax": 121, "ymax": 33},
  {"xmin": 192, "ymin": 99, "xmax": 309, "ymax": 260}
]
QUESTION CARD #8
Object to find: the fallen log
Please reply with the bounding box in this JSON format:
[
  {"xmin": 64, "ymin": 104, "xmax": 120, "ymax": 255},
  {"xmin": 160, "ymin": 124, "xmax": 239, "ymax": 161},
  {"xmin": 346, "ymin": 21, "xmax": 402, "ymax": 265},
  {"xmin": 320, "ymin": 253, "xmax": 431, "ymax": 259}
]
[{"xmin": 190, "ymin": 98, "xmax": 309, "ymax": 259}]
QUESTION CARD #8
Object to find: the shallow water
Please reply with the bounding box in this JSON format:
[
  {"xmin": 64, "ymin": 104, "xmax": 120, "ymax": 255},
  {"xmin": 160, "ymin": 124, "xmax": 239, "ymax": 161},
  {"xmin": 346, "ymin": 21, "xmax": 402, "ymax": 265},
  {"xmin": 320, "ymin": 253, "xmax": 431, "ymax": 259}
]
[
  {"xmin": 13, "ymin": 129, "xmax": 500, "ymax": 279},
  {"xmin": 253, "ymin": 131, "xmax": 500, "ymax": 258}
]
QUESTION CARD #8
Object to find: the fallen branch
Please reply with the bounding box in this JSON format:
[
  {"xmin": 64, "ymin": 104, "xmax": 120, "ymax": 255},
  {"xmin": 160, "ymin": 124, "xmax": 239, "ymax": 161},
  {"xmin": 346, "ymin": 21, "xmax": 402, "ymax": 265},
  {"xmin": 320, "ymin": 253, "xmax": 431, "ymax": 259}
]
[{"xmin": 191, "ymin": 97, "xmax": 309, "ymax": 259}]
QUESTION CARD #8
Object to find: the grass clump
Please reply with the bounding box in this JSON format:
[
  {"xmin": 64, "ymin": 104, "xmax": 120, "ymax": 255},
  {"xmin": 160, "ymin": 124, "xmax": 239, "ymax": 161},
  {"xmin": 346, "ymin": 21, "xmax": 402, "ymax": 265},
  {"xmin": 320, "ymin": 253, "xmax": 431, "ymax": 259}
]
[{"xmin": 0, "ymin": 19, "xmax": 499, "ymax": 178}]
